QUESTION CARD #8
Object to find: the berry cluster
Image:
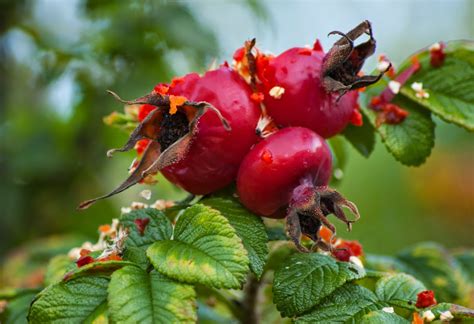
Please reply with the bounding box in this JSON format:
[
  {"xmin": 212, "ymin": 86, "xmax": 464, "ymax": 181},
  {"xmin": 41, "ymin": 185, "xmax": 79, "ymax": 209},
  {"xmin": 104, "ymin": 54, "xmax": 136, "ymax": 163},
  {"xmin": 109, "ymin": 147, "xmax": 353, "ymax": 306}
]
[{"xmin": 80, "ymin": 21, "xmax": 387, "ymax": 252}]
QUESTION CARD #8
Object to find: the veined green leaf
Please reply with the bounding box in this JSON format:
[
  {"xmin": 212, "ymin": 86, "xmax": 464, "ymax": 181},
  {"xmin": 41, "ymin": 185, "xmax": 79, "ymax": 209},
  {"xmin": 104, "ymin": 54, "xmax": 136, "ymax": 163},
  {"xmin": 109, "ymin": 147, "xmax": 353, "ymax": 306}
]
[
  {"xmin": 44, "ymin": 255, "xmax": 75, "ymax": 286},
  {"xmin": 120, "ymin": 208, "xmax": 173, "ymax": 267},
  {"xmin": 28, "ymin": 275, "xmax": 109, "ymax": 324},
  {"xmin": 147, "ymin": 204, "xmax": 249, "ymax": 289},
  {"xmin": 202, "ymin": 196, "xmax": 268, "ymax": 278},
  {"xmin": 399, "ymin": 40, "xmax": 474, "ymax": 131},
  {"xmin": 396, "ymin": 242, "xmax": 470, "ymax": 304},
  {"xmin": 360, "ymin": 310, "xmax": 410, "ymax": 323},
  {"xmin": 108, "ymin": 266, "xmax": 196, "ymax": 323},
  {"xmin": 295, "ymin": 284, "xmax": 381, "ymax": 323},
  {"xmin": 361, "ymin": 90, "xmax": 435, "ymax": 166},
  {"xmin": 375, "ymin": 273, "xmax": 426, "ymax": 309},
  {"xmin": 273, "ymin": 253, "xmax": 366, "ymax": 317}
]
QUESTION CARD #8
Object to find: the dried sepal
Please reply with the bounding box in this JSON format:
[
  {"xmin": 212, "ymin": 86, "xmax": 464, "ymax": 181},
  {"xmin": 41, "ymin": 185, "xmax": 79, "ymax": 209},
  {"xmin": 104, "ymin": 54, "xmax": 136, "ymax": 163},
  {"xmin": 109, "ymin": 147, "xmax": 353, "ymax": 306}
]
[
  {"xmin": 323, "ymin": 20, "xmax": 389, "ymax": 97},
  {"xmin": 286, "ymin": 186, "xmax": 360, "ymax": 253},
  {"xmin": 78, "ymin": 141, "xmax": 162, "ymax": 209},
  {"xmin": 78, "ymin": 91, "xmax": 230, "ymax": 210},
  {"xmin": 107, "ymin": 107, "xmax": 161, "ymax": 157}
]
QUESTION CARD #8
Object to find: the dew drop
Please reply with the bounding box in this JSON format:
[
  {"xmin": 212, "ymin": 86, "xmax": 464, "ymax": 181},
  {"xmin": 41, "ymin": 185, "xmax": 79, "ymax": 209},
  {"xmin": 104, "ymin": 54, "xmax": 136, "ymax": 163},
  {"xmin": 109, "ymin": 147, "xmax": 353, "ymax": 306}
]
[{"xmin": 261, "ymin": 149, "xmax": 273, "ymax": 164}]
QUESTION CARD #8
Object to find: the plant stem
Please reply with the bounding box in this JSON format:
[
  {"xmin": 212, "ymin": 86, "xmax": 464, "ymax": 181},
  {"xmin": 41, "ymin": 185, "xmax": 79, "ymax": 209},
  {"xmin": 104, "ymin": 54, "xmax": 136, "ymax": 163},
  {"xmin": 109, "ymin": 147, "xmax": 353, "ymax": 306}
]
[{"xmin": 241, "ymin": 273, "xmax": 262, "ymax": 324}]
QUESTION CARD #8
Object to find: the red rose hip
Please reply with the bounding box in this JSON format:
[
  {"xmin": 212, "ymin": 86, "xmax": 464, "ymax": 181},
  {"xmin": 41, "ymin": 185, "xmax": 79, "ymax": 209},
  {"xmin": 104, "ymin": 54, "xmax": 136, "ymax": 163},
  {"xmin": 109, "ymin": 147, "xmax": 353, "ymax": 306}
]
[
  {"xmin": 237, "ymin": 127, "xmax": 359, "ymax": 251},
  {"xmin": 79, "ymin": 66, "xmax": 260, "ymax": 208},
  {"xmin": 261, "ymin": 47, "xmax": 360, "ymax": 138},
  {"xmin": 161, "ymin": 67, "xmax": 260, "ymax": 194},
  {"xmin": 236, "ymin": 21, "xmax": 389, "ymax": 138}
]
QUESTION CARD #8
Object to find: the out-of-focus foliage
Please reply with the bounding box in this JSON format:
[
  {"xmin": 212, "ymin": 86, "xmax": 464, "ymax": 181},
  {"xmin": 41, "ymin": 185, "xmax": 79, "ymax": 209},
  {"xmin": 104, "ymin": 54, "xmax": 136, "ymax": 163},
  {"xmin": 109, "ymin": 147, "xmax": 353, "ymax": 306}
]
[{"xmin": 0, "ymin": 0, "xmax": 219, "ymax": 255}]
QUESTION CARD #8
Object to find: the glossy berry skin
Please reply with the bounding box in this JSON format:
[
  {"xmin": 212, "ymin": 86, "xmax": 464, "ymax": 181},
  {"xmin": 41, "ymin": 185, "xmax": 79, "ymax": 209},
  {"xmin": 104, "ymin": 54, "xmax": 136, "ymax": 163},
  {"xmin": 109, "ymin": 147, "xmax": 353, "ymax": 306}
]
[
  {"xmin": 261, "ymin": 47, "xmax": 359, "ymax": 138},
  {"xmin": 237, "ymin": 127, "xmax": 332, "ymax": 217},
  {"xmin": 161, "ymin": 67, "xmax": 260, "ymax": 194}
]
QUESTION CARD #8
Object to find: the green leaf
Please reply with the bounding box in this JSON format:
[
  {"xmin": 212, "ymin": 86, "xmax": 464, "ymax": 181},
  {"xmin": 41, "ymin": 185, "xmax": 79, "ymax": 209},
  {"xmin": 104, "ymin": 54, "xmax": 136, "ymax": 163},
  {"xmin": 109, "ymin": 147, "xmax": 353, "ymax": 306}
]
[
  {"xmin": 273, "ymin": 253, "xmax": 366, "ymax": 317},
  {"xmin": 429, "ymin": 302, "xmax": 474, "ymax": 320},
  {"xmin": 295, "ymin": 284, "xmax": 381, "ymax": 323},
  {"xmin": 0, "ymin": 290, "xmax": 39, "ymax": 324},
  {"xmin": 44, "ymin": 255, "xmax": 75, "ymax": 286},
  {"xmin": 147, "ymin": 204, "xmax": 249, "ymax": 289},
  {"xmin": 361, "ymin": 91, "xmax": 435, "ymax": 166},
  {"xmin": 398, "ymin": 41, "xmax": 474, "ymax": 131},
  {"xmin": 453, "ymin": 250, "xmax": 474, "ymax": 284},
  {"xmin": 63, "ymin": 260, "xmax": 134, "ymax": 282},
  {"xmin": 360, "ymin": 310, "xmax": 410, "ymax": 324},
  {"xmin": 28, "ymin": 275, "xmax": 109, "ymax": 323},
  {"xmin": 120, "ymin": 208, "xmax": 173, "ymax": 267},
  {"xmin": 396, "ymin": 242, "xmax": 470, "ymax": 304},
  {"xmin": 265, "ymin": 225, "xmax": 287, "ymax": 241},
  {"xmin": 263, "ymin": 242, "xmax": 296, "ymax": 273},
  {"xmin": 201, "ymin": 196, "xmax": 268, "ymax": 278},
  {"xmin": 375, "ymin": 273, "xmax": 426, "ymax": 309},
  {"xmin": 343, "ymin": 114, "xmax": 376, "ymax": 158},
  {"xmin": 108, "ymin": 266, "xmax": 196, "ymax": 323}
]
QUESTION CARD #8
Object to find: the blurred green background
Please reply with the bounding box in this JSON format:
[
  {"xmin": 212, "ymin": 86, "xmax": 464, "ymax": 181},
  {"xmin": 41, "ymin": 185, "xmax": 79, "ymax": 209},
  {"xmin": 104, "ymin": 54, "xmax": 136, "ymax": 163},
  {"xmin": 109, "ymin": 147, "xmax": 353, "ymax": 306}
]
[{"xmin": 0, "ymin": 0, "xmax": 473, "ymax": 262}]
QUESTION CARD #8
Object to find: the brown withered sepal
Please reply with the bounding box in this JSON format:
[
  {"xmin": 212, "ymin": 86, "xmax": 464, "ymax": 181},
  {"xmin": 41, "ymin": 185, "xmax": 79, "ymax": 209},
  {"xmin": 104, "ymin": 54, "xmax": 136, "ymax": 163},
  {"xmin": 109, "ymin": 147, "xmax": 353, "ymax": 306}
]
[
  {"xmin": 78, "ymin": 91, "xmax": 230, "ymax": 210},
  {"xmin": 323, "ymin": 20, "xmax": 390, "ymax": 98}
]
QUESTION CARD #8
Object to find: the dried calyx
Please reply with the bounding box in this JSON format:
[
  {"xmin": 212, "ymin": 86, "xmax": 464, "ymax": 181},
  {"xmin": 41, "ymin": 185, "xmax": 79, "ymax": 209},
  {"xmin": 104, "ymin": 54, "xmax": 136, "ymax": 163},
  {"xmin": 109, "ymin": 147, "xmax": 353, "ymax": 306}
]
[
  {"xmin": 287, "ymin": 182, "xmax": 360, "ymax": 253},
  {"xmin": 323, "ymin": 20, "xmax": 390, "ymax": 98},
  {"xmin": 78, "ymin": 90, "xmax": 230, "ymax": 210}
]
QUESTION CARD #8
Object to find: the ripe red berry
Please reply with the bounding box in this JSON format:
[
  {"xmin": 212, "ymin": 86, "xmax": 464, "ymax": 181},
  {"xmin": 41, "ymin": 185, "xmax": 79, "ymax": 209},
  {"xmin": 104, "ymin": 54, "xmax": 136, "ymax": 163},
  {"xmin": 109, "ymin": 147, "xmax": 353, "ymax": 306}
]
[
  {"xmin": 260, "ymin": 47, "xmax": 360, "ymax": 138},
  {"xmin": 161, "ymin": 67, "xmax": 260, "ymax": 194},
  {"xmin": 79, "ymin": 66, "xmax": 261, "ymax": 209},
  {"xmin": 233, "ymin": 21, "xmax": 388, "ymax": 138},
  {"xmin": 236, "ymin": 127, "xmax": 359, "ymax": 251}
]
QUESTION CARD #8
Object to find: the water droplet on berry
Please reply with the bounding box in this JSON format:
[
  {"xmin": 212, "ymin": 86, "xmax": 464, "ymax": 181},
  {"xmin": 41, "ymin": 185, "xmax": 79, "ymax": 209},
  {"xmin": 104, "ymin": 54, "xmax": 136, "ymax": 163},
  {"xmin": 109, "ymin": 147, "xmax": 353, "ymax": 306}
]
[{"xmin": 261, "ymin": 149, "xmax": 273, "ymax": 164}]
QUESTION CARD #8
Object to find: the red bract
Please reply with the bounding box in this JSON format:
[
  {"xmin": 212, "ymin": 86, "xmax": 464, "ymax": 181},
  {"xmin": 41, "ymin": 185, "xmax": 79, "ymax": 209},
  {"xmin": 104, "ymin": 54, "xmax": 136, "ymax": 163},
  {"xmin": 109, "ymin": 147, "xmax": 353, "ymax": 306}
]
[
  {"xmin": 236, "ymin": 127, "xmax": 359, "ymax": 251},
  {"xmin": 416, "ymin": 290, "xmax": 437, "ymax": 308},
  {"xmin": 161, "ymin": 67, "xmax": 260, "ymax": 194}
]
